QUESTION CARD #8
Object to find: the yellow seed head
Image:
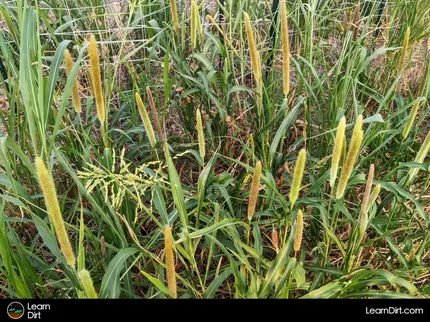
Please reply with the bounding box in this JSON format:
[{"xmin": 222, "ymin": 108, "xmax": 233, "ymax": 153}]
[
  {"xmin": 146, "ymin": 87, "xmax": 164, "ymax": 142},
  {"xmin": 280, "ymin": 0, "xmax": 290, "ymax": 96},
  {"xmin": 340, "ymin": 134, "xmax": 347, "ymax": 167},
  {"xmin": 164, "ymin": 225, "xmax": 177, "ymax": 298},
  {"xmin": 289, "ymin": 149, "xmax": 306, "ymax": 209},
  {"xmin": 398, "ymin": 26, "xmax": 411, "ymax": 71},
  {"xmin": 247, "ymin": 161, "xmax": 262, "ymax": 221},
  {"xmin": 244, "ymin": 12, "xmax": 262, "ymax": 82},
  {"xmin": 170, "ymin": 0, "xmax": 179, "ymax": 34},
  {"xmin": 196, "ymin": 109, "xmax": 205, "ymax": 160},
  {"xmin": 358, "ymin": 164, "xmax": 374, "ymax": 237},
  {"xmin": 360, "ymin": 164, "xmax": 374, "ymax": 217},
  {"xmin": 195, "ymin": 2, "xmax": 203, "ymax": 40},
  {"xmin": 88, "ymin": 34, "xmax": 105, "ymax": 124},
  {"xmin": 294, "ymin": 209, "xmax": 304, "ymax": 252},
  {"xmin": 369, "ymin": 184, "xmax": 381, "ymax": 206},
  {"xmin": 408, "ymin": 130, "xmax": 430, "ymax": 182},
  {"xmin": 330, "ymin": 116, "xmax": 346, "ymax": 187},
  {"xmin": 336, "ymin": 115, "xmax": 363, "ymax": 199},
  {"xmin": 64, "ymin": 49, "xmax": 82, "ymax": 113},
  {"xmin": 78, "ymin": 269, "xmax": 98, "ymax": 299},
  {"xmin": 35, "ymin": 156, "xmax": 75, "ymax": 267},
  {"xmin": 190, "ymin": 0, "xmax": 201, "ymax": 48},
  {"xmin": 135, "ymin": 91, "xmax": 157, "ymax": 147}
]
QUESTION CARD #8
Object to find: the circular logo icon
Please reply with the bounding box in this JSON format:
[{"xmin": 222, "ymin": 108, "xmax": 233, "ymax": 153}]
[{"xmin": 7, "ymin": 302, "xmax": 24, "ymax": 319}]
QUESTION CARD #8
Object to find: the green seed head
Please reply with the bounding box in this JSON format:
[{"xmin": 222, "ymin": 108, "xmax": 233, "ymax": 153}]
[
  {"xmin": 330, "ymin": 116, "xmax": 346, "ymax": 188},
  {"xmin": 289, "ymin": 149, "xmax": 306, "ymax": 209}
]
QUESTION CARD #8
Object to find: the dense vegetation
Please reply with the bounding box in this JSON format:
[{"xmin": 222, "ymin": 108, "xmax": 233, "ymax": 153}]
[{"xmin": 0, "ymin": 0, "xmax": 429, "ymax": 299}]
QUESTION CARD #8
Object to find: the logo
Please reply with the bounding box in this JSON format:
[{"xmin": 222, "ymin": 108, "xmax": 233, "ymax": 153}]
[{"xmin": 7, "ymin": 302, "xmax": 25, "ymax": 319}]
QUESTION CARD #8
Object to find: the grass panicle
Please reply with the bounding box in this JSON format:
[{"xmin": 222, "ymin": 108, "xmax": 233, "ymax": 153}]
[
  {"xmin": 190, "ymin": 1, "xmax": 202, "ymax": 48},
  {"xmin": 244, "ymin": 12, "xmax": 261, "ymax": 82},
  {"xmin": 136, "ymin": 91, "xmax": 157, "ymax": 148},
  {"xmin": 170, "ymin": 0, "xmax": 179, "ymax": 34},
  {"xmin": 164, "ymin": 225, "xmax": 177, "ymax": 299},
  {"xmin": 88, "ymin": 34, "xmax": 105, "ymax": 124},
  {"xmin": 369, "ymin": 184, "xmax": 381, "ymax": 208},
  {"xmin": 64, "ymin": 49, "xmax": 82, "ymax": 113},
  {"xmin": 244, "ymin": 12, "xmax": 263, "ymax": 116},
  {"xmin": 398, "ymin": 26, "xmax": 411, "ymax": 72},
  {"xmin": 289, "ymin": 149, "xmax": 306, "ymax": 209},
  {"xmin": 78, "ymin": 269, "xmax": 98, "ymax": 299},
  {"xmin": 35, "ymin": 156, "xmax": 75, "ymax": 267},
  {"xmin": 352, "ymin": 2, "xmax": 361, "ymax": 41},
  {"xmin": 247, "ymin": 161, "xmax": 262, "ymax": 221},
  {"xmin": 196, "ymin": 109, "xmax": 205, "ymax": 161},
  {"xmin": 146, "ymin": 87, "xmax": 164, "ymax": 142},
  {"xmin": 294, "ymin": 209, "xmax": 304, "ymax": 252},
  {"xmin": 358, "ymin": 164, "xmax": 375, "ymax": 237},
  {"xmin": 330, "ymin": 116, "xmax": 346, "ymax": 188},
  {"xmin": 336, "ymin": 115, "xmax": 363, "ymax": 199},
  {"xmin": 280, "ymin": 0, "xmax": 290, "ymax": 97}
]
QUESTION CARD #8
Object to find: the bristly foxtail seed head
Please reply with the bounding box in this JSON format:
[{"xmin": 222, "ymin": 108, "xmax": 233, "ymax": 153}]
[
  {"xmin": 330, "ymin": 116, "xmax": 346, "ymax": 188},
  {"xmin": 135, "ymin": 91, "xmax": 156, "ymax": 148},
  {"xmin": 358, "ymin": 164, "xmax": 374, "ymax": 237},
  {"xmin": 247, "ymin": 161, "xmax": 262, "ymax": 221},
  {"xmin": 289, "ymin": 149, "xmax": 306, "ymax": 209},
  {"xmin": 170, "ymin": 0, "xmax": 179, "ymax": 34},
  {"xmin": 336, "ymin": 115, "xmax": 363, "ymax": 199},
  {"xmin": 88, "ymin": 34, "xmax": 105, "ymax": 124},
  {"xmin": 195, "ymin": 1, "xmax": 203, "ymax": 40},
  {"xmin": 78, "ymin": 269, "xmax": 98, "ymax": 299},
  {"xmin": 294, "ymin": 209, "xmax": 304, "ymax": 252},
  {"xmin": 196, "ymin": 109, "xmax": 205, "ymax": 160},
  {"xmin": 281, "ymin": 0, "xmax": 290, "ymax": 97},
  {"xmin": 244, "ymin": 12, "xmax": 261, "ymax": 82},
  {"xmin": 64, "ymin": 49, "xmax": 82, "ymax": 113},
  {"xmin": 191, "ymin": 0, "xmax": 197, "ymax": 48},
  {"xmin": 369, "ymin": 184, "xmax": 381, "ymax": 206},
  {"xmin": 146, "ymin": 87, "xmax": 164, "ymax": 142},
  {"xmin": 164, "ymin": 225, "xmax": 177, "ymax": 299},
  {"xmin": 398, "ymin": 26, "xmax": 411, "ymax": 72},
  {"xmin": 35, "ymin": 156, "xmax": 76, "ymax": 267}
]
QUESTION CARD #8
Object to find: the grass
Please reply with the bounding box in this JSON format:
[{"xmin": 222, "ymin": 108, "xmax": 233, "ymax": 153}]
[{"xmin": 0, "ymin": 0, "xmax": 429, "ymax": 299}]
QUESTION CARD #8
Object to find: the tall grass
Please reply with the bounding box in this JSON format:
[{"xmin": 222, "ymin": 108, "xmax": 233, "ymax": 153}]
[{"xmin": 0, "ymin": 0, "xmax": 428, "ymax": 299}]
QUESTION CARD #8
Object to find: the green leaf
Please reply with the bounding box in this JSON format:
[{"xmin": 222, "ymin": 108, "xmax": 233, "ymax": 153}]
[
  {"xmin": 300, "ymin": 279, "xmax": 344, "ymax": 298},
  {"xmin": 269, "ymin": 100, "xmax": 302, "ymax": 165},
  {"xmin": 165, "ymin": 148, "xmax": 189, "ymax": 229},
  {"xmin": 100, "ymin": 248, "xmax": 139, "ymax": 298},
  {"xmin": 259, "ymin": 224, "xmax": 296, "ymax": 297},
  {"xmin": 363, "ymin": 113, "xmax": 384, "ymax": 124},
  {"xmin": 294, "ymin": 264, "xmax": 306, "ymax": 288},
  {"xmin": 377, "ymin": 181, "xmax": 429, "ymax": 225},
  {"xmin": 204, "ymin": 267, "xmax": 233, "ymax": 298},
  {"xmin": 189, "ymin": 218, "xmax": 240, "ymax": 239},
  {"xmin": 141, "ymin": 271, "xmax": 170, "ymax": 296}
]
